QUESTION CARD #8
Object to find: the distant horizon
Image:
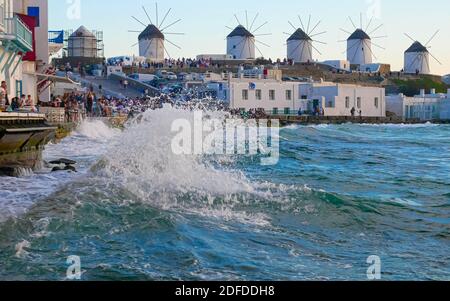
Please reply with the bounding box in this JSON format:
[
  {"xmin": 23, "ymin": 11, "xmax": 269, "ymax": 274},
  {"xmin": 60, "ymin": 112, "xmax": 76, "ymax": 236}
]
[{"xmin": 49, "ymin": 0, "xmax": 450, "ymax": 75}]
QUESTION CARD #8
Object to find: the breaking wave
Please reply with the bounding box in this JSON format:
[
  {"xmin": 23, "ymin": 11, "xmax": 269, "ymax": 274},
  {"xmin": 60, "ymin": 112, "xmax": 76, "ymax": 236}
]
[{"xmin": 0, "ymin": 108, "xmax": 449, "ymax": 280}]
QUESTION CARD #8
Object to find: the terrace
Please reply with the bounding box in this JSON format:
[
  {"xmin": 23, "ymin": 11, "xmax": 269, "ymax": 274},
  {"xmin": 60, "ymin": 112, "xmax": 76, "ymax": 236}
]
[{"xmin": 0, "ymin": 14, "xmax": 33, "ymax": 53}]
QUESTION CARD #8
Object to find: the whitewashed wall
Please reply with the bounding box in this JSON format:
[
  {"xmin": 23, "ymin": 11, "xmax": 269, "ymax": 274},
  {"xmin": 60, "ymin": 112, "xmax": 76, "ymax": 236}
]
[
  {"xmin": 347, "ymin": 39, "xmax": 372, "ymax": 65},
  {"xmin": 287, "ymin": 40, "xmax": 313, "ymax": 63},
  {"xmin": 227, "ymin": 36, "xmax": 255, "ymax": 60},
  {"xmin": 139, "ymin": 38, "xmax": 164, "ymax": 63},
  {"xmin": 404, "ymin": 52, "xmax": 430, "ymax": 74}
]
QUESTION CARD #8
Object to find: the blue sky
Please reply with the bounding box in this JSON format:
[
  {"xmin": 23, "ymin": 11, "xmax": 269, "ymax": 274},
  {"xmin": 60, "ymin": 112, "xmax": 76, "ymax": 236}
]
[{"xmin": 49, "ymin": 0, "xmax": 450, "ymax": 75}]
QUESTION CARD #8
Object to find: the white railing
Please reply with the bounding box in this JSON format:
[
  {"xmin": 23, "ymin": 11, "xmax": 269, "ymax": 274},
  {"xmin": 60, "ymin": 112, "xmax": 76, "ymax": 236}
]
[
  {"xmin": 3, "ymin": 15, "xmax": 33, "ymax": 52},
  {"xmin": 0, "ymin": 4, "xmax": 5, "ymax": 33}
]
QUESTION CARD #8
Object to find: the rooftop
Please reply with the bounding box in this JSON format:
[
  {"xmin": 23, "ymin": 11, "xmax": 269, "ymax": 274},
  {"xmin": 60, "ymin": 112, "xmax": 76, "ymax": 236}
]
[
  {"xmin": 287, "ymin": 29, "xmax": 312, "ymax": 41},
  {"xmin": 348, "ymin": 29, "xmax": 371, "ymax": 40},
  {"xmin": 227, "ymin": 25, "xmax": 254, "ymax": 38},
  {"xmin": 405, "ymin": 41, "xmax": 429, "ymax": 53},
  {"xmin": 70, "ymin": 26, "xmax": 96, "ymax": 38},
  {"xmin": 139, "ymin": 24, "xmax": 165, "ymax": 40}
]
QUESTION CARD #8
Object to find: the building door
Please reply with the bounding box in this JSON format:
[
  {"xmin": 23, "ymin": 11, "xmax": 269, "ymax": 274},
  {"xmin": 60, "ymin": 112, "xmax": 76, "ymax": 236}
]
[
  {"xmin": 16, "ymin": 80, "xmax": 23, "ymax": 99},
  {"xmin": 313, "ymin": 99, "xmax": 320, "ymax": 113}
]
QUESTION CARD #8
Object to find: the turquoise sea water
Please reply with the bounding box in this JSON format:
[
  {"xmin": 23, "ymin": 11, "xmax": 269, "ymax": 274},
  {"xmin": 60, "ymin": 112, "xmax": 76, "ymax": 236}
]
[{"xmin": 0, "ymin": 110, "xmax": 449, "ymax": 280}]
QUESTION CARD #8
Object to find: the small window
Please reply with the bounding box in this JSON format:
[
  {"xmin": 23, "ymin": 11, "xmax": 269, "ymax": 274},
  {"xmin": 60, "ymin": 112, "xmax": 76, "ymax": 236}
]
[
  {"xmin": 273, "ymin": 108, "xmax": 279, "ymax": 115},
  {"xmin": 286, "ymin": 90, "xmax": 292, "ymax": 101},
  {"xmin": 357, "ymin": 97, "xmax": 361, "ymax": 109},
  {"xmin": 255, "ymin": 89, "xmax": 262, "ymax": 100},
  {"xmin": 269, "ymin": 90, "xmax": 275, "ymax": 101},
  {"xmin": 301, "ymin": 95, "xmax": 308, "ymax": 100},
  {"xmin": 27, "ymin": 7, "xmax": 40, "ymax": 27},
  {"xmin": 374, "ymin": 97, "xmax": 379, "ymax": 108},
  {"xmin": 345, "ymin": 97, "xmax": 350, "ymax": 109},
  {"xmin": 242, "ymin": 89, "xmax": 248, "ymax": 100},
  {"xmin": 284, "ymin": 108, "xmax": 291, "ymax": 115}
]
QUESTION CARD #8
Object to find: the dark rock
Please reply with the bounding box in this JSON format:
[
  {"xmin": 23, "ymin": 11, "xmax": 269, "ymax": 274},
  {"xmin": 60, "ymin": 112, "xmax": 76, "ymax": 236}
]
[
  {"xmin": 49, "ymin": 158, "xmax": 77, "ymax": 165},
  {"xmin": 64, "ymin": 165, "xmax": 77, "ymax": 172}
]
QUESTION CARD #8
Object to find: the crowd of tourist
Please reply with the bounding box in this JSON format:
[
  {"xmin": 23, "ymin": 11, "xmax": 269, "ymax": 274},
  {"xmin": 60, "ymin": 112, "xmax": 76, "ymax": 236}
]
[
  {"xmin": 109, "ymin": 57, "xmax": 219, "ymax": 70},
  {"xmin": 0, "ymin": 81, "xmax": 38, "ymax": 113}
]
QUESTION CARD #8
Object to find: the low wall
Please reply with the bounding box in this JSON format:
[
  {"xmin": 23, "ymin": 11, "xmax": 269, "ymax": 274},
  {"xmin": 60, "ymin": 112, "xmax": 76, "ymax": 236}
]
[
  {"xmin": 0, "ymin": 113, "xmax": 57, "ymax": 175},
  {"xmin": 271, "ymin": 115, "xmax": 424, "ymax": 125}
]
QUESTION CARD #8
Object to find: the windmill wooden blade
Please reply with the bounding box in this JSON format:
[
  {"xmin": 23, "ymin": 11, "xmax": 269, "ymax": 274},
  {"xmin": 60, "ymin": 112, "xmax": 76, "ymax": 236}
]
[
  {"xmin": 425, "ymin": 30, "xmax": 440, "ymax": 47},
  {"xmin": 132, "ymin": 16, "xmax": 147, "ymax": 27},
  {"xmin": 428, "ymin": 51, "xmax": 442, "ymax": 65},
  {"xmin": 404, "ymin": 33, "xmax": 416, "ymax": 43}
]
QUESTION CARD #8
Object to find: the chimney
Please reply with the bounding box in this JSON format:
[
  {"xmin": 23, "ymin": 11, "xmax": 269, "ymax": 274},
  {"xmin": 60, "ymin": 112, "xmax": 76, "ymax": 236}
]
[
  {"xmin": 430, "ymin": 88, "xmax": 436, "ymax": 94},
  {"xmin": 420, "ymin": 89, "xmax": 425, "ymax": 96}
]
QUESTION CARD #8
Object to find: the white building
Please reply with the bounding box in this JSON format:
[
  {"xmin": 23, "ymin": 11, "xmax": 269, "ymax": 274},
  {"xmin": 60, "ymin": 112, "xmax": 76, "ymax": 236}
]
[
  {"xmin": 404, "ymin": 41, "xmax": 430, "ymax": 75},
  {"xmin": 322, "ymin": 60, "xmax": 350, "ymax": 72},
  {"xmin": 0, "ymin": 0, "xmax": 34, "ymax": 102},
  {"xmin": 287, "ymin": 29, "xmax": 313, "ymax": 63},
  {"xmin": 227, "ymin": 25, "xmax": 255, "ymax": 60},
  {"xmin": 138, "ymin": 24, "xmax": 164, "ymax": 63},
  {"xmin": 68, "ymin": 26, "xmax": 98, "ymax": 58},
  {"xmin": 386, "ymin": 89, "xmax": 450, "ymax": 121},
  {"xmin": 196, "ymin": 54, "xmax": 233, "ymax": 61},
  {"xmin": 347, "ymin": 29, "xmax": 372, "ymax": 66},
  {"xmin": 14, "ymin": 0, "xmax": 50, "ymax": 103},
  {"xmin": 227, "ymin": 74, "xmax": 386, "ymax": 117}
]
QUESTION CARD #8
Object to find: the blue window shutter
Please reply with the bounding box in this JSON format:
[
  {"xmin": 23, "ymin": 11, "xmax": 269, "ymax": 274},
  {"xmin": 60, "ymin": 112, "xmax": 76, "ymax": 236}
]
[{"xmin": 27, "ymin": 7, "xmax": 40, "ymax": 27}]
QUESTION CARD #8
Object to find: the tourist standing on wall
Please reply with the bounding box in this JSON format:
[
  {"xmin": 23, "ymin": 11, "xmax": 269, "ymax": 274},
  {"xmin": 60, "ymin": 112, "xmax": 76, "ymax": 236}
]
[{"xmin": 0, "ymin": 81, "xmax": 9, "ymax": 112}]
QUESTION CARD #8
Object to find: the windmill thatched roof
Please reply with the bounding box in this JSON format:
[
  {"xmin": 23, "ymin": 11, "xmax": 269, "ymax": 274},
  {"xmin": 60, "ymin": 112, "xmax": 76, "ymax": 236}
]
[
  {"xmin": 405, "ymin": 41, "xmax": 428, "ymax": 53},
  {"xmin": 139, "ymin": 24, "xmax": 165, "ymax": 40},
  {"xmin": 227, "ymin": 25, "xmax": 254, "ymax": 38},
  {"xmin": 287, "ymin": 28, "xmax": 312, "ymax": 41},
  {"xmin": 348, "ymin": 29, "xmax": 371, "ymax": 40}
]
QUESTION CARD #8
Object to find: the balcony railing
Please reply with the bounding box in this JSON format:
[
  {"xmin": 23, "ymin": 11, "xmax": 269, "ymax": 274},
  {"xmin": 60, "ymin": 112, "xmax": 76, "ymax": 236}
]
[
  {"xmin": 0, "ymin": 5, "xmax": 5, "ymax": 32},
  {"xmin": 3, "ymin": 15, "xmax": 33, "ymax": 52}
]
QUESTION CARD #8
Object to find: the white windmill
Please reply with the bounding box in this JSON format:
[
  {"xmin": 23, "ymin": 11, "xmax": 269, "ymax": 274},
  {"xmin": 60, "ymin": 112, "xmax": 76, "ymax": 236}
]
[
  {"xmin": 403, "ymin": 31, "xmax": 441, "ymax": 75},
  {"xmin": 340, "ymin": 15, "xmax": 386, "ymax": 66},
  {"xmin": 226, "ymin": 11, "xmax": 271, "ymax": 60},
  {"xmin": 284, "ymin": 15, "xmax": 326, "ymax": 63},
  {"xmin": 129, "ymin": 3, "xmax": 184, "ymax": 62}
]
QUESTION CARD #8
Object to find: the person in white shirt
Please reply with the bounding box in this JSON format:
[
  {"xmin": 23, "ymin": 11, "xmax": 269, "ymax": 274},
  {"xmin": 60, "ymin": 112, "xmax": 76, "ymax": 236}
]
[{"xmin": 0, "ymin": 81, "xmax": 9, "ymax": 111}]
